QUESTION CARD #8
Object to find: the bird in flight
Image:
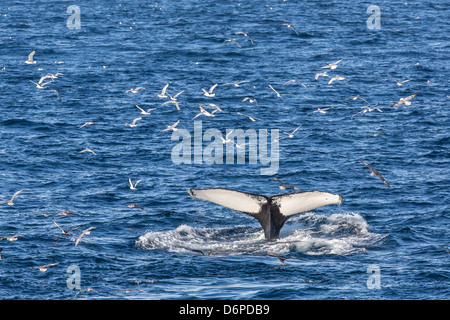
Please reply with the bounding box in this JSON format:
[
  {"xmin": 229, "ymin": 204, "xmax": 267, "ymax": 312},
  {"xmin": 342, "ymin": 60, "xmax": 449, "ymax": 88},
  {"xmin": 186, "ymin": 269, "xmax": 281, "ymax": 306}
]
[
  {"xmin": 28, "ymin": 262, "xmax": 60, "ymax": 272},
  {"xmin": 280, "ymin": 23, "xmax": 299, "ymax": 36},
  {"xmin": 321, "ymin": 59, "xmax": 342, "ymax": 70},
  {"xmin": 75, "ymin": 227, "xmax": 97, "ymax": 246},
  {"xmin": 391, "ymin": 93, "xmax": 418, "ymax": 107},
  {"xmin": 270, "ymin": 177, "xmax": 301, "ymax": 192},
  {"xmin": 25, "ymin": 50, "xmax": 36, "ymax": 64},
  {"xmin": 1, "ymin": 189, "xmax": 23, "ymax": 206},
  {"xmin": 202, "ymin": 83, "xmax": 218, "ymax": 97},
  {"xmin": 361, "ymin": 160, "xmax": 391, "ymax": 188},
  {"xmin": 387, "ymin": 73, "xmax": 412, "ymax": 86}
]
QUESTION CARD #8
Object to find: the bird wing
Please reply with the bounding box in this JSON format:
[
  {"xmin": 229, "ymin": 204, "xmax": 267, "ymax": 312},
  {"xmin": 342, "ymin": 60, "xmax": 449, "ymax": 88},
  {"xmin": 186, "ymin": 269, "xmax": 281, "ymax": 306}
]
[{"xmin": 209, "ymin": 83, "xmax": 218, "ymax": 93}]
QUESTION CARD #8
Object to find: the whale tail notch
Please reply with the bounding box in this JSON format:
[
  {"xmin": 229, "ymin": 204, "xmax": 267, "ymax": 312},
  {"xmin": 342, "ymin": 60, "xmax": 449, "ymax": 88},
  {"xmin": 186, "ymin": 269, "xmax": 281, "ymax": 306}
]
[{"xmin": 188, "ymin": 188, "xmax": 343, "ymax": 240}]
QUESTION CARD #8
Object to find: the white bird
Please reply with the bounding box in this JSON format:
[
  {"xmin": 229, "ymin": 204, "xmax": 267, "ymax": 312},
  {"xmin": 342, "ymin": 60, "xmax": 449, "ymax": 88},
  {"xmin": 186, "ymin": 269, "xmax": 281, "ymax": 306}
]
[
  {"xmin": 49, "ymin": 89, "xmax": 62, "ymax": 101},
  {"xmin": 391, "ymin": 93, "xmax": 418, "ymax": 107},
  {"xmin": 25, "ymin": 50, "xmax": 36, "ymax": 64},
  {"xmin": 237, "ymin": 112, "xmax": 263, "ymax": 122},
  {"xmin": 314, "ymin": 72, "xmax": 329, "ymax": 80},
  {"xmin": 321, "ymin": 59, "xmax": 342, "ymax": 70},
  {"xmin": 270, "ymin": 177, "xmax": 301, "ymax": 192},
  {"xmin": 30, "ymin": 80, "xmax": 51, "ymax": 89},
  {"xmin": 345, "ymin": 95, "xmax": 369, "ymax": 103},
  {"xmin": 162, "ymin": 99, "xmax": 181, "ymax": 111},
  {"xmin": 0, "ymin": 234, "xmax": 26, "ymax": 241},
  {"xmin": 352, "ymin": 104, "xmax": 382, "ymax": 117},
  {"xmin": 129, "ymin": 178, "xmax": 141, "ymax": 190},
  {"xmin": 78, "ymin": 148, "xmax": 97, "ymax": 156},
  {"xmin": 223, "ymin": 39, "xmax": 241, "ymax": 48},
  {"xmin": 28, "ymin": 262, "xmax": 60, "ymax": 272},
  {"xmin": 202, "ymin": 83, "xmax": 218, "ymax": 97},
  {"xmin": 280, "ymin": 23, "xmax": 299, "ymax": 36},
  {"xmin": 167, "ymin": 90, "xmax": 184, "ymax": 101},
  {"xmin": 52, "ymin": 219, "xmax": 80, "ymax": 235},
  {"xmin": 156, "ymin": 83, "xmax": 169, "ymax": 98},
  {"xmin": 328, "ymin": 75, "xmax": 345, "ymax": 85},
  {"xmin": 220, "ymin": 130, "xmax": 234, "ymax": 144},
  {"xmin": 387, "ymin": 73, "xmax": 412, "ymax": 86},
  {"xmin": 78, "ymin": 122, "xmax": 98, "ymax": 129},
  {"xmin": 124, "ymin": 117, "xmax": 142, "ymax": 127},
  {"xmin": 135, "ymin": 105, "xmax": 157, "ymax": 115},
  {"xmin": 275, "ymin": 124, "xmax": 302, "ymax": 142},
  {"xmin": 223, "ymin": 80, "xmax": 250, "ymax": 87},
  {"xmin": 233, "ymin": 31, "xmax": 254, "ymax": 44},
  {"xmin": 192, "ymin": 106, "xmax": 218, "ymax": 119},
  {"xmin": 125, "ymin": 87, "xmax": 146, "ymax": 94},
  {"xmin": 1, "ymin": 190, "xmax": 23, "ymax": 206},
  {"xmin": 282, "ymin": 79, "xmax": 307, "ymax": 88},
  {"xmin": 242, "ymin": 97, "xmax": 259, "ymax": 106},
  {"xmin": 199, "ymin": 103, "xmax": 223, "ymax": 112},
  {"xmin": 268, "ymin": 84, "xmax": 282, "ymax": 98},
  {"xmin": 75, "ymin": 227, "xmax": 97, "ymax": 246},
  {"xmin": 161, "ymin": 120, "xmax": 180, "ymax": 132},
  {"xmin": 307, "ymin": 107, "xmax": 333, "ymax": 115}
]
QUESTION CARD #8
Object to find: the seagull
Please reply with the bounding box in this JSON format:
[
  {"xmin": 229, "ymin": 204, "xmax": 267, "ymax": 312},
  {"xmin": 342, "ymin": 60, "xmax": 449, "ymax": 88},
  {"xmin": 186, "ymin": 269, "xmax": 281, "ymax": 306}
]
[
  {"xmin": 75, "ymin": 287, "xmax": 101, "ymax": 297},
  {"xmin": 223, "ymin": 80, "xmax": 250, "ymax": 87},
  {"xmin": 275, "ymin": 124, "xmax": 302, "ymax": 142},
  {"xmin": 270, "ymin": 177, "xmax": 301, "ymax": 192},
  {"xmin": 234, "ymin": 142, "xmax": 249, "ymax": 149},
  {"xmin": 49, "ymin": 89, "xmax": 62, "ymax": 101},
  {"xmin": 135, "ymin": 105, "xmax": 157, "ymax": 115},
  {"xmin": 321, "ymin": 59, "xmax": 342, "ymax": 70},
  {"xmin": 361, "ymin": 160, "xmax": 391, "ymax": 188},
  {"xmin": 202, "ymin": 83, "xmax": 218, "ymax": 97},
  {"xmin": 219, "ymin": 130, "xmax": 234, "ymax": 144},
  {"xmin": 266, "ymin": 253, "xmax": 299, "ymax": 263},
  {"xmin": 387, "ymin": 73, "xmax": 412, "ymax": 86},
  {"xmin": 314, "ymin": 72, "xmax": 329, "ymax": 81},
  {"xmin": 28, "ymin": 262, "xmax": 60, "ymax": 272},
  {"xmin": 0, "ymin": 234, "xmax": 26, "ymax": 241},
  {"xmin": 25, "ymin": 50, "xmax": 36, "ymax": 64},
  {"xmin": 125, "ymin": 87, "xmax": 146, "ymax": 94},
  {"xmin": 77, "ymin": 148, "xmax": 97, "ymax": 156},
  {"xmin": 161, "ymin": 120, "xmax": 180, "ymax": 132},
  {"xmin": 241, "ymin": 97, "xmax": 259, "ymax": 106},
  {"xmin": 30, "ymin": 80, "xmax": 51, "ymax": 89},
  {"xmin": 268, "ymin": 84, "xmax": 282, "ymax": 98},
  {"xmin": 33, "ymin": 210, "xmax": 80, "ymax": 217},
  {"xmin": 352, "ymin": 103, "xmax": 383, "ymax": 117},
  {"xmin": 236, "ymin": 112, "xmax": 263, "ymax": 121},
  {"xmin": 1, "ymin": 189, "xmax": 23, "ymax": 206},
  {"xmin": 156, "ymin": 83, "xmax": 169, "ymax": 98},
  {"xmin": 391, "ymin": 93, "xmax": 418, "ymax": 107},
  {"xmin": 328, "ymin": 75, "xmax": 345, "ymax": 85},
  {"xmin": 280, "ymin": 23, "xmax": 299, "ymax": 36},
  {"xmin": 199, "ymin": 103, "xmax": 223, "ymax": 112},
  {"xmin": 192, "ymin": 106, "xmax": 218, "ymax": 119},
  {"xmin": 366, "ymin": 131, "xmax": 386, "ymax": 139},
  {"xmin": 223, "ymin": 38, "xmax": 241, "ymax": 48},
  {"xmin": 79, "ymin": 122, "xmax": 97, "ymax": 129},
  {"xmin": 162, "ymin": 99, "xmax": 181, "ymax": 111},
  {"xmin": 75, "ymin": 227, "xmax": 97, "ymax": 246},
  {"xmin": 192, "ymin": 249, "xmax": 220, "ymax": 256},
  {"xmin": 52, "ymin": 219, "xmax": 80, "ymax": 235},
  {"xmin": 307, "ymin": 107, "xmax": 333, "ymax": 115},
  {"xmin": 129, "ymin": 178, "xmax": 141, "ymax": 190},
  {"xmin": 124, "ymin": 117, "xmax": 142, "ymax": 127},
  {"xmin": 233, "ymin": 31, "xmax": 254, "ymax": 44},
  {"xmin": 282, "ymin": 79, "xmax": 307, "ymax": 88},
  {"xmin": 167, "ymin": 90, "xmax": 184, "ymax": 101},
  {"xmin": 442, "ymin": 246, "xmax": 450, "ymax": 254},
  {"xmin": 345, "ymin": 95, "xmax": 369, "ymax": 103},
  {"xmin": 121, "ymin": 203, "xmax": 147, "ymax": 211}
]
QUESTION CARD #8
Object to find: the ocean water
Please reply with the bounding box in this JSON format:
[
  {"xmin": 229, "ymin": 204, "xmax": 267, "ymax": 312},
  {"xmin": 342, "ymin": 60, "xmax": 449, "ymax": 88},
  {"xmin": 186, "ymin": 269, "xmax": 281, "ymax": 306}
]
[{"xmin": 0, "ymin": 0, "xmax": 448, "ymax": 300}]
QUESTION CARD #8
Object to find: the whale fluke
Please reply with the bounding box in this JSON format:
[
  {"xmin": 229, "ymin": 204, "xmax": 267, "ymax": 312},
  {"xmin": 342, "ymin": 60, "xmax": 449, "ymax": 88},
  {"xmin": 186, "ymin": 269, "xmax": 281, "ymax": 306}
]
[{"xmin": 188, "ymin": 188, "xmax": 343, "ymax": 240}]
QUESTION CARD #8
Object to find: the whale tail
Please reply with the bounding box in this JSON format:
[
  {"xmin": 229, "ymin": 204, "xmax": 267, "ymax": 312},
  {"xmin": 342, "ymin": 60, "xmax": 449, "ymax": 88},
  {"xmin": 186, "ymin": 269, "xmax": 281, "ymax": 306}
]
[{"xmin": 188, "ymin": 188, "xmax": 343, "ymax": 240}]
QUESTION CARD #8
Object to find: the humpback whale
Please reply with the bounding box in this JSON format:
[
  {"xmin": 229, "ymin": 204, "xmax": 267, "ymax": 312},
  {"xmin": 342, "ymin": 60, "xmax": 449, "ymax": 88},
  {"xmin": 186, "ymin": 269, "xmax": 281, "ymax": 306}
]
[{"xmin": 188, "ymin": 188, "xmax": 343, "ymax": 240}]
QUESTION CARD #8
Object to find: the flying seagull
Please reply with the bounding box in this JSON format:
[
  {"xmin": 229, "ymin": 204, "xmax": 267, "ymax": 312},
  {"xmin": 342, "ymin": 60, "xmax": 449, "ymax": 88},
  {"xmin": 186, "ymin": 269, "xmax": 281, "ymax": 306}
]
[
  {"xmin": 125, "ymin": 87, "xmax": 146, "ymax": 94},
  {"xmin": 223, "ymin": 39, "xmax": 241, "ymax": 48},
  {"xmin": 135, "ymin": 105, "xmax": 157, "ymax": 115},
  {"xmin": 161, "ymin": 120, "xmax": 180, "ymax": 132},
  {"xmin": 280, "ymin": 23, "xmax": 299, "ymax": 36},
  {"xmin": 28, "ymin": 262, "xmax": 60, "ymax": 272},
  {"xmin": 124, "ymin": 117, "xmax": 142, "ymax": 127},
  {"xmin": 162, "ymin": 99, "xmax": 181, "ymax": 111},
  {"xmin": 282, "ymin": 79, "xmax": 307, "ymax": 88},
  {"xmin": 52, "ymin": 219, "xmax": 80, "ymax": 235},
  {"xmin": 366, "ymin": 131, "xmax": 386, "ymax": 139},
  {"xmin": 75, "ymin": 227, "xmax": 97, "ymax": 246},
  {"xmin": 49, "ymin": 89, "xmax": 62, "ymax": 101},
  {"xmin": 1, "ymin": 189, "xmax": 23, "ymax": 206},
  {"xmin": 266, "ymin": 253, "xmax": 299, "ymax": 263},
  {"xmin": 121, "ymin": 203, "xmax": 147, "ymax": 211},
  {"xmin": 387, "ymin": 73, "xmax": 412, "ymax": 86},
  {"xmin": 192, "ymin": 249, "xmax": 220, "ymax": 256},
  {"xmin": 307, "ymin": 107, "xmax": 333, "ymax": 115},
  {"xmin": 268, "ymin": 84, "xmax": 282, "ymax": 98},
  {"xmin": 233, "ymin": 31, "xmax": 254, "ymax": 44},
  {"xmin": 192, "ymin": 106, "xmax": 218, "ymax": 119},
  {"xmin": 236, "ymin": 112, "xmax": 263, "ymax": 122},
  {"xmin": 242, "ymin": 97, "xmax": 259, "ymax": 106},
  {"xmin": 25, "ymin": 50, "xmax": 36, "ymax": 64},
  {"xmin": 328, "ymin": 75, "xmax": 345, "ymax": 85},
  {"xmin": 30, "ymin": 80, "xmax": 52, "ymax": 89},
  {"xmin": 361, "ymin": 160, "xmax": 391, "ymax": 188},
  {"xmin": 345, "ymin": 95, "xmax": 369, "ymax": 104},
  {"xmin": 352, "ymin": 103, "xmax": 383, "ymax": 117},
  {"xmin": 270, "ymin": 177, "xmax": 301, "ymax": 192},
  {"xmin": 77, "ymin": 148, "xmax": 97, "ymax": 156},
  {"xmin": 202, "ymin": 83, "xmax": 218, "ymax": 97},
  {"xmin": 314, "ymin": 72, "xmax": 329, "ymax": 81},
  {"xmin": 0, "ymin": 234, "xmax": 26, "ymax": 241},
  {"xmin": 79, "ymin": 122, "xmax": 97, "ymax": 129},
  {"xmin": 223, "ymin": 80, "xmax": 250, "ymax": 87},
  {"xmin": 321, "ymin": 59, "xmax": 342, "ymax": 70},
  {"xmin": 391, "ymin": 93, "xmax": 418, "ymax": 107},
  {"xmin": 129, "ymin": 178, "xmax": 141, "ymax": 190},
  {"xmin": 156, "ymin": 83, "xmax": 169, "ymax": 98},
  {"xmin": 275, "ymin": 124, "xmax": 302, "ymax": 142},
  {"xmin": 219, "ymin": 130, "xmax": 234, "ymax": 144}
]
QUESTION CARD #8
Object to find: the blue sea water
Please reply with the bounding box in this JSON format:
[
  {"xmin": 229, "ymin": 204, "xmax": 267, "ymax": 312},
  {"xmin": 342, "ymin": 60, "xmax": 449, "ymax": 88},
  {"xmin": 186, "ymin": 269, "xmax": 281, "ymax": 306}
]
[{"xmin": 0, "ymin": 0, "xmax": 448, "ymax": 300}]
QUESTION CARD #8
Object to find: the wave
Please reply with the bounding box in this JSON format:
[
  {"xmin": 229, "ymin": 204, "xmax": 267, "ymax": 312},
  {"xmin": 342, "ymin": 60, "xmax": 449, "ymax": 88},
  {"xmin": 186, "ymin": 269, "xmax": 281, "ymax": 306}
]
[{"xmin": 135, "ymin": 212, "xmax": 388, "ymax": 256}]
